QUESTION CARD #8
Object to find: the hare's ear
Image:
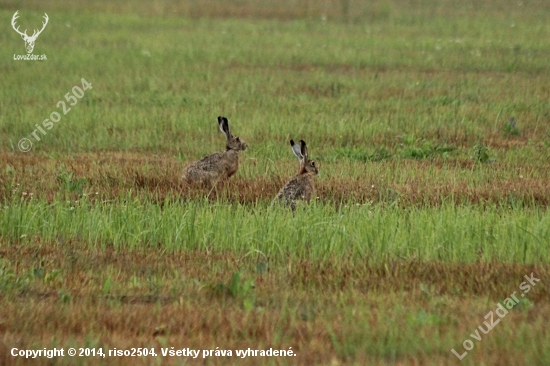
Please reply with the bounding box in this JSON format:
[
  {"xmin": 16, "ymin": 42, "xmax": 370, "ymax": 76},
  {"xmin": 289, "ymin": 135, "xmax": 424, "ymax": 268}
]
[
  {"xmin": 299, "ymin": 140, "xmax": 308, "ymax": 159},
  {"xmin": 290, "ymin": 139, "xmax": 303, "ymax": 160},
  {"xmin": 218, "ymin": 116, "xmax": 232, "ymax": 139}
]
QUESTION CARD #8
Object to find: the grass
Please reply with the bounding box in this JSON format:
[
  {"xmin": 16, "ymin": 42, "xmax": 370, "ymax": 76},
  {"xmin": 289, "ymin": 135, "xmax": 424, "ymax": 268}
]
[
  {"xmin": 1, "ymin": 0, "xmax": 550, "ymax": 364},
  {"xmin": 2, "ymin": 198, "xmax": 550, "ymax": 263}
]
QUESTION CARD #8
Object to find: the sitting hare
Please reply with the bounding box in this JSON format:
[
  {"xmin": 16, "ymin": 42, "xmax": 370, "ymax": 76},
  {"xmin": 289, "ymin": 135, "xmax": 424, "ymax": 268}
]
[
  {"xmin": 183, "ymin": 116, "xmax": 247, "ymax": 188},
  {"xmin": 274, "ymin": 139, "xmax": 318, "ymax": 209}
]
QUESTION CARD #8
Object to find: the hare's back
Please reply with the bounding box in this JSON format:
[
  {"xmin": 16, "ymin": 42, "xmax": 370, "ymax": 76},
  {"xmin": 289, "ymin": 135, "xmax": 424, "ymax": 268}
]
[{"xmin": 190, "ymin": 151, "xmax": 226, "ymax": 171}]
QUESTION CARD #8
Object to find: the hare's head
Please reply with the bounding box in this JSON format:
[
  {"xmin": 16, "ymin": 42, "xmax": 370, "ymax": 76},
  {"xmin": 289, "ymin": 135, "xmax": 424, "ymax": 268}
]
[
  {"xmin": 218, "ymin": 116, "xmax": 247, "ymax": 151},
  {"xmin": 291, "ymin": 139, "xmax": 318, "ymax": 175}
]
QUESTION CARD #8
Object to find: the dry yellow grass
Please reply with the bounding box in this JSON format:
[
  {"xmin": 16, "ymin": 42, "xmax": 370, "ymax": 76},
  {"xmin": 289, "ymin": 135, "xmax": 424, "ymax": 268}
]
[
  {"xmin": 1, "ymin": 239, "xmax": 548, "ymax": 365},
  {"xmin": 2, "ymin": 152, "xmax": 549, "ymax": 207}
]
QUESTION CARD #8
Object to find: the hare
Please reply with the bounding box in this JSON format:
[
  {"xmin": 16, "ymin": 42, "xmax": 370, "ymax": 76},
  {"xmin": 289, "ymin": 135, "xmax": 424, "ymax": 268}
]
[
  {"xmin": 182, "ymin": 116, "xmax": 248, "ymax": 188},
  {"xmin": 274, "ymin": 139, "xmax": 318, "ymax": 209}
]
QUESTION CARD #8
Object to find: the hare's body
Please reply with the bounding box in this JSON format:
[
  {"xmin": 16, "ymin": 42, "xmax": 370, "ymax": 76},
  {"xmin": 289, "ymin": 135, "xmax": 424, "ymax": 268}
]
[
  {"xmin": 184, "ymin": 150, "xmax": 241, "ymax": 187},
  {"xmin": 275, "ymin": 173, "xmax": 316, "ymax": 205},
  {"xmin": 183, "ymin": 117, "xmax": 247, "ymax": 188},
  {"xmin": 274, "ymin": 140, "xmax": 318, "ymax": 209}
]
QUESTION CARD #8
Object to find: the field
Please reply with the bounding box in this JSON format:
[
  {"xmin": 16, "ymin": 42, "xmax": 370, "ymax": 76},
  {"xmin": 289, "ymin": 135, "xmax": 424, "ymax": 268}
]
[{"xmin": 1, "ymin": 0, "xmax": 550, "ymax": 364}]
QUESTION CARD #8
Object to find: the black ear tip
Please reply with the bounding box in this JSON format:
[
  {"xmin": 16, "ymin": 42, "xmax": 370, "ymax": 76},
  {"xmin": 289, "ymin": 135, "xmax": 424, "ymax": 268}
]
[{"xmin": 290, "ymin": 139, "xmax": 295, "ymax": 146}]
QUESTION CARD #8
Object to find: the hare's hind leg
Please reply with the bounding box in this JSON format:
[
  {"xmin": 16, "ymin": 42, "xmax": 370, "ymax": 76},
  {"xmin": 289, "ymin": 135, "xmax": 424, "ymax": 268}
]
[{"xmin": 184, "ymin": 168, "xmax": 211, "ymax": 189}]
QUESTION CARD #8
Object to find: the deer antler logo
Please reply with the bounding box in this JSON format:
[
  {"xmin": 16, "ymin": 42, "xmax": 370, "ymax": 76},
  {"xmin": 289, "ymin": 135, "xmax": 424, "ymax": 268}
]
[{"xmin": 11, "ymin": 11, "xmax": 49, "ymax": 54}]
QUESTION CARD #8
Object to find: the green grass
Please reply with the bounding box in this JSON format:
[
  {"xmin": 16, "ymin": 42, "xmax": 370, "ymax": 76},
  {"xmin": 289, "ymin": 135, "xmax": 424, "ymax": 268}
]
[
  {"xmin": 2, "ymin": 198, "xmax": 550, "ymax": 263},
  {"xmin": 2, "ymin": 4, "xmax": 550, "ymax": 159}
]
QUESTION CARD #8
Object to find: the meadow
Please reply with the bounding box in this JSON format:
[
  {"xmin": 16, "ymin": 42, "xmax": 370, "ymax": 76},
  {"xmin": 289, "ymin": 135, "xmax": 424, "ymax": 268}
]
[{"xmin": 1, "ymin": 0, "xmax": 550, "ymax": 364}]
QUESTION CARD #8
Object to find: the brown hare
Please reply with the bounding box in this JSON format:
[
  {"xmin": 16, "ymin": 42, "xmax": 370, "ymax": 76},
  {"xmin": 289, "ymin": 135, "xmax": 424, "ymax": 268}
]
[
  {"xmin": 274, "ymin": 139, "xmax": 318, "ymax": 209},
  {"xmin": 182, "ymin": 116, "xmax": 247, "ymax": 188}
]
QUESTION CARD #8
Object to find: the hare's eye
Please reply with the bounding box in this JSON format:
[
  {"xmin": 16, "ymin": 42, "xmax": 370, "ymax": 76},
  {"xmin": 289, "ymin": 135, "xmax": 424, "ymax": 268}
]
[
  {"xmin": 236, "ymin": 137, "xmax": 240, "ymax": 142},
  {"xmin": 311, "ymin": 162, "xmax": 315, "ymax": 166}
]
